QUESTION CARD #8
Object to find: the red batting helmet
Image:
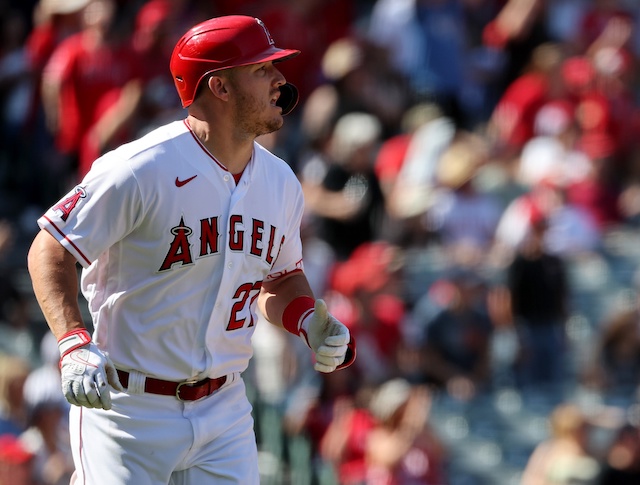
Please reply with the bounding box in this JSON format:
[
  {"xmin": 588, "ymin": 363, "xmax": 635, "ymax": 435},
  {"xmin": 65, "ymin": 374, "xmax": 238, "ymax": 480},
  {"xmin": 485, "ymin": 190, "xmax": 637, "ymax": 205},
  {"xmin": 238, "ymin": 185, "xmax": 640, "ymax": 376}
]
[{"xmin": 170, "ymin": 15, "xmax": 300, "ymax": 113}]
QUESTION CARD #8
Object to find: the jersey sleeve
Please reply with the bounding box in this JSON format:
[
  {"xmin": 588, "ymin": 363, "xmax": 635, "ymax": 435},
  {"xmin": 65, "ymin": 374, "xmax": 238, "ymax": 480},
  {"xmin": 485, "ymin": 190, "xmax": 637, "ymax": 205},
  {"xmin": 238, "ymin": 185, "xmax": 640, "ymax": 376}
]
[
  {"xmin": 37, "ymin": 152, "xmax": 144, "ymax": 267},
  {"xmin": 264, "ymin": 175, "xmax": 306, "ymax": 281}
]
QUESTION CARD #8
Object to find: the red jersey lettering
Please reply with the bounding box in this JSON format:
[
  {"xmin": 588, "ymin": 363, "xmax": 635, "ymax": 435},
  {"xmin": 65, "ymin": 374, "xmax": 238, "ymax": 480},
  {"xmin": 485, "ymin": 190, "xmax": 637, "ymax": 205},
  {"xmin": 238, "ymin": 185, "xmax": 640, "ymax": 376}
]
[
  {"xmin": 53, "ymin": 186, "xmax": 87, "ymax": 221},
  {"xmin": 265, "ymin": 225, "xmax": 277, "ymax": 265},
  {"xmin": 158, "ymin": 217, "xmax": 194, "ymax": 271},
  {"xmin": 200, "ymin": 217, "xmax": 219, "ymax": 256},
  {"xmin": 250, "ymin": 219, "xmax": 264, "ymax": 257},
  {"xmin": 229, "ymin": 215, "xmax": 243, "ymax": 251}
]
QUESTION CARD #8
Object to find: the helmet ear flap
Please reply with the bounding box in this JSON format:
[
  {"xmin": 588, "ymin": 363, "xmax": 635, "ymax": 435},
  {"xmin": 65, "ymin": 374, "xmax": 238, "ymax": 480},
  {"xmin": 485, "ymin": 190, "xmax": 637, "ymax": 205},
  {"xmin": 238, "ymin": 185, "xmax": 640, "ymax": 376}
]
[{"xmin": 276, "ymin": 83, "xmax": 299, "ymax": 116}]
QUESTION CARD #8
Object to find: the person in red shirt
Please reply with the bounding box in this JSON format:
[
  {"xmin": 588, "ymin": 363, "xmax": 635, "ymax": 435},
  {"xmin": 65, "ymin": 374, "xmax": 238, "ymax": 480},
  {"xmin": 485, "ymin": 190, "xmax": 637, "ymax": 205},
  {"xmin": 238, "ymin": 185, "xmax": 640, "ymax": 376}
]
[
  {"xmin": 25, "ymin": 0, "xmax": 90, "ymax": 126},
  {"xmin": 577, "ymin": 0, "xmax": 635, "ymax": 51},
  {"xmin": 487, "ymin": 42, "xmax": 566, "ymax": 156},
  {"xmin": 127, "ymin": 0, "xmax": 181, "ymax": 136},
  {"xmin": 41, "ymin": 0, "xmax": 142, "ymax": 181},
  {"xmin": 0, "ymin": 434, "xmax": 35, "ymax": 485},
  {"xmin": 318, "ymin": 383, "xmax": 377, "ymax": 485},
  {"xmin": 365, "ymin": 379, "xmax": 448, "ymax": 485}
]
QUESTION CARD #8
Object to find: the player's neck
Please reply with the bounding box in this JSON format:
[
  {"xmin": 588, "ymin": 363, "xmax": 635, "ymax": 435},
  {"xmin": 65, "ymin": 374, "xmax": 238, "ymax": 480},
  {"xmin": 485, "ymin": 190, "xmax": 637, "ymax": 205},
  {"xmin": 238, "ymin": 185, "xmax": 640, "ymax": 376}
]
[{"xmin": 186, "ymin": 115, "xmax": 253, "ymax": 174}]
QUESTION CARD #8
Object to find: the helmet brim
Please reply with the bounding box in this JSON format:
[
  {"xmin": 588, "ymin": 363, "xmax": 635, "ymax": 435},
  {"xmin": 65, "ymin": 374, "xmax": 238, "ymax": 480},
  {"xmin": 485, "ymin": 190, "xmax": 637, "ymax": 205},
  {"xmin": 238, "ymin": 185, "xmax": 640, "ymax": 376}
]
[{"xmin": 218, "ymin": 46, "xmax": 300, "ymax": 71}]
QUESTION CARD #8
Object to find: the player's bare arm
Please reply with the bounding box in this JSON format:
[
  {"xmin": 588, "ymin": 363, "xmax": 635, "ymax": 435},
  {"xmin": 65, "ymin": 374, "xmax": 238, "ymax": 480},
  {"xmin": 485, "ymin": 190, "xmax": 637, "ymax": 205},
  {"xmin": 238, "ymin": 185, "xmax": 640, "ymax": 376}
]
[
  {"xmin": 27, "ymin": 229, "xmax": 85, "ymax": 339},
  {"xmin": 259, "ymin": 272, "xmax": 356, "ymax": 372},
  {"xmin": 258, "ymin": 271, "xmax": 315, "ymax": 327},
  {"xmin": 28, "ymin": 228, "xmax": 123, "ymax": 409}
]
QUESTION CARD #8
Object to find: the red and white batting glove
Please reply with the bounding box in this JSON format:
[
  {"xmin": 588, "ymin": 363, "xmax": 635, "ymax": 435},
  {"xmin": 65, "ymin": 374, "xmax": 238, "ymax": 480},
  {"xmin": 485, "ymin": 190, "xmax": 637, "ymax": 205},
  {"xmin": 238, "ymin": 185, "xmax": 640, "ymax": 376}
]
[
  {"xmin": 283, "ymin": 297, "xmax": 356, "ymax": 373},
  {"xmin": 58, "ymin": 329, "xmax": 124, "ymax": 410}
]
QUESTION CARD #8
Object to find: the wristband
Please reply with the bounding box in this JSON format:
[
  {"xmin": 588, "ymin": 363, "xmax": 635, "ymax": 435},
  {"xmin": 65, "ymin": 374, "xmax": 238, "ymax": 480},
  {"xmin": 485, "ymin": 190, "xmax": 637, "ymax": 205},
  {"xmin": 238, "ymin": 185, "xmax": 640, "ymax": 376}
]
[
  {"xmin": 282, "ymin": 296, "xmax": 315, "ymax": 336},
  {"xmin": 336, "ymin": 335, "xmax": 357, "ymax": 370},
  {"xmin": 58, "ymin": 329, "xmax": 92, "ymax": 358}
]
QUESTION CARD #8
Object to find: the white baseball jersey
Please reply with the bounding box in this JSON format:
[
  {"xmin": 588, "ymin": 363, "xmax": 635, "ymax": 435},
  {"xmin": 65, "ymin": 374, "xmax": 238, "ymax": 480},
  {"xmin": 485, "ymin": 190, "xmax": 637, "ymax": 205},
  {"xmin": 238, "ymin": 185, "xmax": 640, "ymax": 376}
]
[{"xmin": 38, "ymin": 119, "xmax": 305, "ymax": 381}]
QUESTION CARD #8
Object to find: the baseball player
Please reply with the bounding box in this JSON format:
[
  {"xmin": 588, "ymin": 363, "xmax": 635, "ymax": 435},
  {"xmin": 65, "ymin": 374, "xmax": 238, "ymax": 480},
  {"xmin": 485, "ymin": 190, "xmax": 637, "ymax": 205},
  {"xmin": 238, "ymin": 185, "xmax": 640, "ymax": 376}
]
[{"xmin": 27, "ymin": 15, "xmax": 355, "ymax": 485}]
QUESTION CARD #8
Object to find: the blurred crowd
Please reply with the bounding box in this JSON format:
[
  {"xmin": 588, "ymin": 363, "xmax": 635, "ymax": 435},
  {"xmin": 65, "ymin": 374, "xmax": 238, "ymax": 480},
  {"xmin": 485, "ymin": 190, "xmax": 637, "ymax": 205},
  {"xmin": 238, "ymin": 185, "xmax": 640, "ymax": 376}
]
[{"xmin": 1, "ymin": 0, "xmax": 640, "ymax": 484}]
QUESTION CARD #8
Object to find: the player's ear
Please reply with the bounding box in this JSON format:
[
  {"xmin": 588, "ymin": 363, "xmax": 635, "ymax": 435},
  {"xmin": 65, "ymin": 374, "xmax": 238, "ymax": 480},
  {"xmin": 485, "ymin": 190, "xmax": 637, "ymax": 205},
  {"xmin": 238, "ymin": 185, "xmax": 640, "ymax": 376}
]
[{"xmin": 207, "ymin": 75, "xmax": 230, "ymax": 101}]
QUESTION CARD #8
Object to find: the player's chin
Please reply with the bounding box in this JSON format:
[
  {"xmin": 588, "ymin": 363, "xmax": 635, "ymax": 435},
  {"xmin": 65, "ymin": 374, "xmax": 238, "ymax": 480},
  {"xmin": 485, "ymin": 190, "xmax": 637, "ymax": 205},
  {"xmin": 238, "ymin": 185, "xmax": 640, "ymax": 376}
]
[
  {"xmin": 267, "ymin": 113, "xmax": 284, "ymax": 131},
  {"xmin": 257, "ymin": 119, "xmax": 284, "ymax": 137}
]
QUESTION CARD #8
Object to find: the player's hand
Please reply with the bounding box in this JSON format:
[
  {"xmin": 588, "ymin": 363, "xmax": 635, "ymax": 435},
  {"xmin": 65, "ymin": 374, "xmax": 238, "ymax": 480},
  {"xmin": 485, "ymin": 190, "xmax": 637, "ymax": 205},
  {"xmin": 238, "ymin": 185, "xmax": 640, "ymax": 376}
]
[
  {"xmin": 301, "ymin": 299, "xmax": 355, "ymax": 373},
  {"xmin": 58, "ymin": 330, "xmax": 124, "ymax": 410}
]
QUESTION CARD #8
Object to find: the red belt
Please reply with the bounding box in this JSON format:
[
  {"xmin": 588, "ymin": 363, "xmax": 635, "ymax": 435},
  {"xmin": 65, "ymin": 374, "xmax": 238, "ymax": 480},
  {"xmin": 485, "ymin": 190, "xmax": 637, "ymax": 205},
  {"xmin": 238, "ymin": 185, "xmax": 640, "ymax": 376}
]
[{"xmin": 116, "ymin": 370, "xmax": 227, "ymax": 401}]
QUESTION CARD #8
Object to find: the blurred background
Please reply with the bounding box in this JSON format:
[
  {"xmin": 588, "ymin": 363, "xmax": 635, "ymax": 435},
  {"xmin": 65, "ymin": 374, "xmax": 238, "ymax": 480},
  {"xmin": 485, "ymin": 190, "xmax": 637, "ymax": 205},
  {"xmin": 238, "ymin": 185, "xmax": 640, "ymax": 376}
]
[{"xmin": 1, "ymin": 0, "xmax": 640, "ymax": 484}]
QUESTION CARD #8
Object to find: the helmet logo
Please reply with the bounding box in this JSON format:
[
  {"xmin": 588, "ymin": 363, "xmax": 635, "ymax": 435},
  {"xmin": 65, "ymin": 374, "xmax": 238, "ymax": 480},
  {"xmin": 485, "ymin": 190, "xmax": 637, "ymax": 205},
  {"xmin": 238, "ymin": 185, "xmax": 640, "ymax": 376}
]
[{"xmin": 255, "ymin": 18, "xmax": 275, "ymax": 46}]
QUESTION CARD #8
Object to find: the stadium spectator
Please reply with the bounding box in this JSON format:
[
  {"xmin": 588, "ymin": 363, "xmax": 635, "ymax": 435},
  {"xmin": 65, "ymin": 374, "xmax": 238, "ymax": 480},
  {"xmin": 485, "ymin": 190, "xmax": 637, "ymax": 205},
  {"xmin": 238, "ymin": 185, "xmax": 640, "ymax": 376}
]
[
  {"xmin": 19, "ymin": 333, "xmax": 72, "ymax": 485},
  {"xmin": 417, "ymin": 267, "xmax": 494, "ymax": 401},
  {"xmin": 283, "ymin": 364, "xmax": 365, "ymax": 481},
  {"xmin": 575, "ymin": 0, "xmax": 636, "ymax": 53},
  {"xmin": 0, "ymin": 433, "xmax": 35, "ymax": 485},
  {"xmin": 381, "ymin": 102, "xmax": 456, "ymax": 243},
  {"xmin": 25, "ymin": 0, "xmax": 90, "ymax": 122},
  {"xmin": 0, "ymin": 221, "xmax": 39, "ymax": 365},
  {"xmin": 298, "ymin": 34, "xmax": 411, "ymax": 155},
  {"xmin": 41, "ymin": 0, "xmax": 142, "ymax": 181},
  {"xmin": 328, "ymin": 241, "xmax": 406, "ymax": 384},
  {"xmin": 22, "ymin": 0, "xmax": 91, "ymax": 208},
  {"xmin": 495, "ymin": 176, "xmax": 601, "ymax": 259},
  {"xmin": 423, "ymin": 130, "xmax": 502, "ymax": 267},
  {"xmin": 127, "ymin": 0, "xmax": 182, "ymax": 137},
  {"xmin": 317, "ymin": 383, "xmax": 376, "ymax": 485},
  {"xmin": 0, "ymin": 8, "xmax": 39, "ymax": 212},
  {"xmin": 368, "ymin": 0, "xmax": 491, "ymax": 127},
  {"xmin": 505, "ymin": 211, "xmax": 570, "ymax": 390},
  {"xmin": 374, "ymin": 102, "xmax": 444, "ymax": 211},
  {"xmin": 597, "ymin": 423, "xmax": 640, "ymax": 485},
  {"xmin": 482, "ymin": 0, "xmax": 550, "ymax": 96},
  {"xmin": 302, "ymin": 112, "xmax": 385, "ymax": 261},
  {"xmin": 618, "ymin": 146, "xmax": 640, "ymax": 226},
  {"xmin": 521, "ymin": 403, "xmax": 600, "ymax": 484},
  {"xmin": 582, "ymin": 292, "xmax": 640, "ymax": 396},
  {"xmin": 516, "ymin": 99, "xmax": 587, "ymax": 189},
  {"xmin": 0, "ymin": 354, "xmax": 31, "ymax": 437},
  {"xmin": 365, "ymin": 378, "xmax": 448, "ymax": 484},
  {"xmin": 487, "ymin": 42, "xmax": 566, "ymax": 157}
]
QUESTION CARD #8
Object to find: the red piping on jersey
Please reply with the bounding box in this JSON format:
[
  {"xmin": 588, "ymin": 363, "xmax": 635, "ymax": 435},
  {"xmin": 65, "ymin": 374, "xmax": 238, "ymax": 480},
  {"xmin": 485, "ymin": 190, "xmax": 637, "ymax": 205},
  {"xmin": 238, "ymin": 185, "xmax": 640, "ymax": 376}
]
[
  {"xmin": 79, "ymin": 407, "xmax": 86, "ymax": 484},
  {"xmin": 183, "ymin": 119, "xmax": 228, "ymax": 171},
  {"xmin": 42, "ymin": 216, "xmax": 92, "ymax": 266},
  {"xmin": 265, "ymin": 268, "xmax": 304, "ymax": 282}
]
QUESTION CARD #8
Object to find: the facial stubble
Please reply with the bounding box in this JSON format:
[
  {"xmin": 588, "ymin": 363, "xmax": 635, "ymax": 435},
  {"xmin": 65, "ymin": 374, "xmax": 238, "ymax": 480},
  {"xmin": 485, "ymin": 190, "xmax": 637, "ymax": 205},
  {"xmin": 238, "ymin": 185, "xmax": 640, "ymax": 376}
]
[{"xmin": 227, "ymin": 75, "xmax": 283, "ymax": 137}]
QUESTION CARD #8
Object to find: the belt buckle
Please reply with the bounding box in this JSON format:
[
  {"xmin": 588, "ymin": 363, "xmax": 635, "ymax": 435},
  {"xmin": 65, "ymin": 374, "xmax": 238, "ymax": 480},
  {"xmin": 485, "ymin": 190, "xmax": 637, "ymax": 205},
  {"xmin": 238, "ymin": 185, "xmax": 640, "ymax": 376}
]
[{"xmin": 175, "ymin": 379, "xmax": 199, "ymax": 402}]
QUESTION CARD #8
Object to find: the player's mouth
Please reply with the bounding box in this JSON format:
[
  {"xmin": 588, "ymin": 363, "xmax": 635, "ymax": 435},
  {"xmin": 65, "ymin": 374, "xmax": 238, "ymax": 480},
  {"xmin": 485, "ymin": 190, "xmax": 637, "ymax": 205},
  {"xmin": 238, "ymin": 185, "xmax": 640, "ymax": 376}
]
[{"xmin": 270, "ymin": 91, "xmax": 281, "ymax": 109}]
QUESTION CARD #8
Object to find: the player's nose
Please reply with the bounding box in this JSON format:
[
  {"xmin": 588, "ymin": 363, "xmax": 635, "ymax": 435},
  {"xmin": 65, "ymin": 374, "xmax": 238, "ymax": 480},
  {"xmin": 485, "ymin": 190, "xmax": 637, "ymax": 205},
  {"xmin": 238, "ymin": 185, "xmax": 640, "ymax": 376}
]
[{"xmin": 270, "ymin": 64, "xmax": 286, "ymax": 87}]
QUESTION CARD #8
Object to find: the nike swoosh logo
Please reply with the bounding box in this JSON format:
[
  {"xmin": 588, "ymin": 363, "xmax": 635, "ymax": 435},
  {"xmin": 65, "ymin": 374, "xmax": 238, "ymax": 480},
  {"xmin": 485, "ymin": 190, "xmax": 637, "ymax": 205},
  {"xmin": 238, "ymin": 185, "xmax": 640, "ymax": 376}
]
[
  {"xmin": 69, "ymin": 350, "xmax": 98, "ymax": 368},
  {"xmin": 175, "ymin": 175, "xmax": 197, "ymax": 187}
]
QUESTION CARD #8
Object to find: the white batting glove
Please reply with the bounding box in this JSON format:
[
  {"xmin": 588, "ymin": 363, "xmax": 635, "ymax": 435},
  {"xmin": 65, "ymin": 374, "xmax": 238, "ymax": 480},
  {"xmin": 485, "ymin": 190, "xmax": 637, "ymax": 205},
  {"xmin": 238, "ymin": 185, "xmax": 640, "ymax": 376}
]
[
  {"xmin": 58, "ymin": 329, "xmax": 124, "ymax": 410},
  {"xmin": 300, "ymin": 299, "xmax": 353, "ymax": 373}
]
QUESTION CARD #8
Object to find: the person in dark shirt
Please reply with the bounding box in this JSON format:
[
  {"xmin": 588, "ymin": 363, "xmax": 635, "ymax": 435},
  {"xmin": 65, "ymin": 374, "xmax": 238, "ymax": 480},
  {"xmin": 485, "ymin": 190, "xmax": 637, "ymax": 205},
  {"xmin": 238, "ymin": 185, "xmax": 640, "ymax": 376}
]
[
  {"xmin": 303, "ymin": 112, "xmax": 386, "ymax": 261},
  {"xmin": 507, "ymin": 213, "xmax": 569, "ymax": 390},
  {"xmin": 420, "ymin": 268, "xmax": 494, "ymax": 401}
]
